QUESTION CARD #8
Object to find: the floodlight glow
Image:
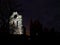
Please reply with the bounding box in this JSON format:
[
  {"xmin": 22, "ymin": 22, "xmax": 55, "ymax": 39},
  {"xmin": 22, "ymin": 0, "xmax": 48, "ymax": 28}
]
[{"xmin": 9, "ymin": 12, "xmax": 23, "ymax": 35}]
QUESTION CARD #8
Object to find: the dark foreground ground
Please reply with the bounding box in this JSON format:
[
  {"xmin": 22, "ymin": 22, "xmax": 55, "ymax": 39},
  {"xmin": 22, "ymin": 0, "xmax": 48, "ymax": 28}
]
[
  {"xmin": 0, "ymin": 32, "xmax": 60, "ymax": 44},
  {"xmin": 0, "ymin": 33, "xmax": 60, "ymax": 41}
]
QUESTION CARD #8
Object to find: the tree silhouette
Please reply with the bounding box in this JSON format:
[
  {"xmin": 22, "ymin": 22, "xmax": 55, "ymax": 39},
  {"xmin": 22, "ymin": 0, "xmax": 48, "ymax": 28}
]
[
  {"xmin": 50, "ymin": 27, "xmax": 54, "ymax": 32},
  {"xmin": 30, "ymin": 19, "xmax": 43, "ymax": 40}
]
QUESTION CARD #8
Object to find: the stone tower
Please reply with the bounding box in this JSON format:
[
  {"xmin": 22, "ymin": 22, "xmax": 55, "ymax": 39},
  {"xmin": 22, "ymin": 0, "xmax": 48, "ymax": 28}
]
[{"xmin": 9, "ymin": 12, "xmax": 23, "ymax": 35}]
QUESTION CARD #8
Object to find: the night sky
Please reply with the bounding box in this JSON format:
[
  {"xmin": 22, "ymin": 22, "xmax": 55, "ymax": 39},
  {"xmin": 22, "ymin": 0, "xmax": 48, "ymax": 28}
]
[
  {"xmin": 23, "ymin": 0, "xmax": 59, "ymax": 32},
  {"xmin": 0, "ymin": 0, "xmax": 60, "ymax": 33}
]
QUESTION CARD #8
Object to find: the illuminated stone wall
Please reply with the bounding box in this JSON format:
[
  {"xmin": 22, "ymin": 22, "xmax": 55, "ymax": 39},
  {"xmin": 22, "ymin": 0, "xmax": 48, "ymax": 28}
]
[{"xmin": 9, "ymin": 12, "xmax": 23, "ymax": 35}]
